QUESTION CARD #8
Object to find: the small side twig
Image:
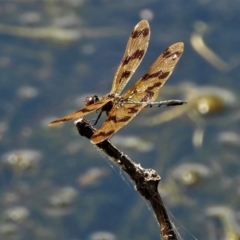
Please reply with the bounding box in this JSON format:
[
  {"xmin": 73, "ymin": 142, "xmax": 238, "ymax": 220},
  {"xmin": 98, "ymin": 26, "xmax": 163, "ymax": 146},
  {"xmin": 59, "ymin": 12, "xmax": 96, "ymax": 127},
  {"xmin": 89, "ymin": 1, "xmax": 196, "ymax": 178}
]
[{"xmin": 75, "ymin": 118, "xmax": 178, "ymax": 240}]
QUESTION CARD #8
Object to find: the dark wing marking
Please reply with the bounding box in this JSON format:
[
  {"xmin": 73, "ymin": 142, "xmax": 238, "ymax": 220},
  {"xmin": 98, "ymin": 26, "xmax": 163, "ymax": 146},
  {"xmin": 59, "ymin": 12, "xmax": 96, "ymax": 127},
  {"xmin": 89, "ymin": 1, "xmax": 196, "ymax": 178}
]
[
  {"xmin": 110, "ymin": 20, "xmax": 150, "ymax": 95},
  {"xmin": 48, "ymin": 98, "xmax": 111, "ymax": 126},
  {"xmin": 122, "ymin": 42, "xmax": 184, "ymax": 103},
  {"xmin": 90, "ymin": 103, "xmax": 146, "ymax": 144}
]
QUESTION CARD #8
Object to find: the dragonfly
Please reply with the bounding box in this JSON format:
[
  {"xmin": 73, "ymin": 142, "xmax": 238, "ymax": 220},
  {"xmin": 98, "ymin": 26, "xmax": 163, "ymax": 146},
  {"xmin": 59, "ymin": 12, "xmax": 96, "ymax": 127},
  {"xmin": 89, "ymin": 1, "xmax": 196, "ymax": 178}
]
[{"xmin": 49, "ymin": 20, "xmax": 184, "ymax": 144}]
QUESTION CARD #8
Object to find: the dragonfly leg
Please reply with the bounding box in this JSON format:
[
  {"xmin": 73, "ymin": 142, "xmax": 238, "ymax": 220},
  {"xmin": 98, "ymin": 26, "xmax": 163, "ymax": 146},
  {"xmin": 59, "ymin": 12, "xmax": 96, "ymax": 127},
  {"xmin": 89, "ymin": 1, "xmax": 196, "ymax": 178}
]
[{"xmin": 94, "ymin": 109, "xmax": 103, "ymax": 125}]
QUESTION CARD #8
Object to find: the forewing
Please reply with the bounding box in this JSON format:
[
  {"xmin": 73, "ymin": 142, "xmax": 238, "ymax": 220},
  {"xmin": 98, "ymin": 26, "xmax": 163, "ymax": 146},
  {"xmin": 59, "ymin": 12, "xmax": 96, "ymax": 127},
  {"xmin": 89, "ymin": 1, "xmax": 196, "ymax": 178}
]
[
  {"xmin": 49, "ymin": 98, "xmax": 110, "ymax": 126},
  {"xmin": 90, "ymin": 103, "xmax": 146, "ymax": 144},
  {"xmin": 110, "ymin": 20, "xmax": 150, "ymax": 95},
  {"xmin": 122, "ymin": 42, "xmax": 184, "ymax": 102}
]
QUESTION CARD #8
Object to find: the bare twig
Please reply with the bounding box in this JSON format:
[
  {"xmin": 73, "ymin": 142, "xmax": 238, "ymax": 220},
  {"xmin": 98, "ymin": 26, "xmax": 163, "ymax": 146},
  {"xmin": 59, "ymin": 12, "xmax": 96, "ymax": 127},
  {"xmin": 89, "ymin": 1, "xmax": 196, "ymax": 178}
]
[{"xmin": 75, "ymin": 118, "xmax": 178, "ymax": 240}]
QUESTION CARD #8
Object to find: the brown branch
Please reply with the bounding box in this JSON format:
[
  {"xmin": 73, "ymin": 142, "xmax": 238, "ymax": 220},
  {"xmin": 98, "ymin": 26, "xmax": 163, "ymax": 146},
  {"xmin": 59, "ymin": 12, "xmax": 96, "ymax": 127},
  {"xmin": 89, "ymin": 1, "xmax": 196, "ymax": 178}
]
[{"xmin": 75, "ymin": 118, "xmax": 178, "ymax": 240}]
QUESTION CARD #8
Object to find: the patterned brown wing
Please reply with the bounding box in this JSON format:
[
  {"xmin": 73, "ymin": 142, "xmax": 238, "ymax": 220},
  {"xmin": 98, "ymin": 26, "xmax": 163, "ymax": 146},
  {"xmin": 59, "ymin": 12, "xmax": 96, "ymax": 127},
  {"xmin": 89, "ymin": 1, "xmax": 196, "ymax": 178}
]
[
  {"xmin": 90, "ymin": 103, "xmax": 146, "ymax": 144},
  {"xmin": 122, "ymin": 42, "xmax": 184, "ymax": 103},
  {"xmin": 110, "ymin": 20, "xmax": 150, "ymax": 95},
  {"xmin": 48, "ymin": 98, "xmax": 111, "ymax": 126}
]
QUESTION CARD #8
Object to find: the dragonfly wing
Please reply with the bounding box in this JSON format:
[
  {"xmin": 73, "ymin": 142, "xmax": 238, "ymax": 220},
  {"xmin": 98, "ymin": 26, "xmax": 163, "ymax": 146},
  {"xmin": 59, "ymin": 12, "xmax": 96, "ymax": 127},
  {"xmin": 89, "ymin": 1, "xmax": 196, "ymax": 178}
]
[
  {"xmin": 90, "ymin": 103, "xmax": 146, "ymax": 144},
  {"xmin": 110, "ymin": 20, "xmax": 150, "ymax": 95},
  {"xmin": 122, "ymin": 42, "xmax": 184, "ymax": 103},
  {"xmin": 49, "ymin": 98, "xmax": 110, "ymax": 126}
]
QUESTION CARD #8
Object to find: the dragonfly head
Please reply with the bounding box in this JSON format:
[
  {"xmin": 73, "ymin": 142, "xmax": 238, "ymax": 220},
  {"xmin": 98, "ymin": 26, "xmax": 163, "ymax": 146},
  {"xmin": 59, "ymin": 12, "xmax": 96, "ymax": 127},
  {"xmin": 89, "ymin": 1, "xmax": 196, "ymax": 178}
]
[{"xmin": 84, "ymin": 95, "xmax": 100, "ymax": 106}]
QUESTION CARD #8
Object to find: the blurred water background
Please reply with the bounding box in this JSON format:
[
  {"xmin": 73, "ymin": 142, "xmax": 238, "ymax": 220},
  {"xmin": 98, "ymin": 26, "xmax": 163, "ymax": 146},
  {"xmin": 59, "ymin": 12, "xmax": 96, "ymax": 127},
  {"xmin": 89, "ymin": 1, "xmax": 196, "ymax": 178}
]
[{"xmin": 1, "ymin": 0, "xmax": 240, "ymax": 239}]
